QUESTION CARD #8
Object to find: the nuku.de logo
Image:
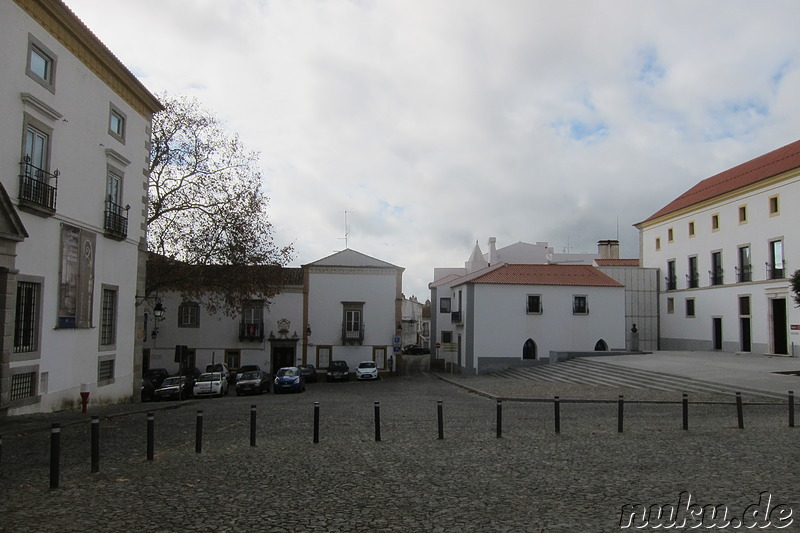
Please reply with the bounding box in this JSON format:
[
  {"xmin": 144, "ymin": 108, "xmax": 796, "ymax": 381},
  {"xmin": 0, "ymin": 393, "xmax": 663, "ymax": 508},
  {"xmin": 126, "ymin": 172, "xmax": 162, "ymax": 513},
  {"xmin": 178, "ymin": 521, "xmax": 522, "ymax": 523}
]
[{"xmin": 619, "ymin": 491, "xmax": 793, "ymax": 529}]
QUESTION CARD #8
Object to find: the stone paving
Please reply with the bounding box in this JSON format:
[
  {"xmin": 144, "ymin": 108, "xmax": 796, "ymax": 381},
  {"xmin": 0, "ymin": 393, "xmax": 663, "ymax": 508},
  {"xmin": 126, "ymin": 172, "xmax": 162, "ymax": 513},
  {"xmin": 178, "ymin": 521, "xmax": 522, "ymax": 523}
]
[{"xmin": 0, "ymin": 374, "xmax": 798, "ymax": 532}]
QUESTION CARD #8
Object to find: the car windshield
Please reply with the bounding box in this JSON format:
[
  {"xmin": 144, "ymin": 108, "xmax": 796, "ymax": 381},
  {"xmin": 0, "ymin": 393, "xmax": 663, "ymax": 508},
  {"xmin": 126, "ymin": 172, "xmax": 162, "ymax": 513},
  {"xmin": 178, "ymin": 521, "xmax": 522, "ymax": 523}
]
[
  {"xmin": 277, "ymin": 368, "xmax": 297, "ymax": 377},
  {"xmin": 198, "ymin": 373, "xmax": 220, "ymax": 382},
  {"xmin": 359, "ymin": 362, "xmax": 376, "ymax": 369},
  {"xmin": 241, "ymin": 372, "xmax": 259, "ymax": 380},
  {"xmin": 161, "ymin": 377, "xmax": 182, "ymax": 386},
  {"xmin": 330, "ymin": 362, "xmax": 347, "ymax": 370}
]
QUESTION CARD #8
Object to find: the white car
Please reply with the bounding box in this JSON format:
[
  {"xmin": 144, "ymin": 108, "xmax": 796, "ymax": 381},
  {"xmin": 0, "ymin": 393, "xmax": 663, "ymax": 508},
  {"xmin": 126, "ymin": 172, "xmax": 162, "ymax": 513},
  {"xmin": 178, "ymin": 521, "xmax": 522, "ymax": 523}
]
[
  {"xmin": 355, "ymin": 361, "xmax": 379, "ymax": 380},
  {"xmin": 193, "ymin": 372, "xmax": 228, "ymax": 397}
]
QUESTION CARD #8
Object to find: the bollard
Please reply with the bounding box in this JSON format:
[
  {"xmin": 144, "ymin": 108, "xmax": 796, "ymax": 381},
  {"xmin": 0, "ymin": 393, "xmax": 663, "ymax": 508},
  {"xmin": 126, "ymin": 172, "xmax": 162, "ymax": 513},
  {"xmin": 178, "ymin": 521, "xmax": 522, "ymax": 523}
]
[
  {"xmin": 789, "ymin": 391, "xmax": 795, "ymax": 428},
  {"xmin": 0, "ymin": 434, "xmax": 3, "ymax": 472},
  {"xmin": 617, "ymin": 395, "xmax": 624, "ymax": 433},
  {"xmin": 146, "ymin": 412, "xmax": 155, "ymax": 461},
  {"xmin": 50, "ymin": 423, "xmax": 60, "ymax": 489},
  {"xmin": 437, "ymin": 401, "xmax": 444, "ymax": 440},
  {"xmin": 682, "ymin": 393, "xmax": 689, "ymax": 430},
  {"xmin": 196, "ymin": 410, "xmax": 203, "ymax": 453},
  {"xmin": 496, "ymin": 400, "xmax": 502, "ymax": 439},
  {"xmin": 91, "ymin": 416, "xmax": 100, "ymax": 473},
  {"xmin": 736, "ymin": 392, "xmax": 744, "ymax": 429},
  {"xmin": 374, "ymin": 401, "xmax": 381, "ymax": 442},
  {"xmin": 250, "ymin": 405, "xmax": 257, "ymax": 447},
  {"xmin": 554, "ymin": 396, "xmax": 561, "ymax": 434},
  {"xmin": 313, "ymin": 402, "xmax": 320, "ymax": 444}
]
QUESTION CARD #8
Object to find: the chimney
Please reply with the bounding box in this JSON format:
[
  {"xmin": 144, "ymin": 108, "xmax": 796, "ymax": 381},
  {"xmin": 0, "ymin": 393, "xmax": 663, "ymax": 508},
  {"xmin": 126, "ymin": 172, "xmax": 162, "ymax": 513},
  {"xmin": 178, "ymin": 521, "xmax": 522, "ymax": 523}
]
[
  {"xmin": 488, "ymin": 237, "xmax": 499, "ymax": 265},
  {"xmin": 597, "ymin": 239, "xmax": 619, "ymax": 260}
]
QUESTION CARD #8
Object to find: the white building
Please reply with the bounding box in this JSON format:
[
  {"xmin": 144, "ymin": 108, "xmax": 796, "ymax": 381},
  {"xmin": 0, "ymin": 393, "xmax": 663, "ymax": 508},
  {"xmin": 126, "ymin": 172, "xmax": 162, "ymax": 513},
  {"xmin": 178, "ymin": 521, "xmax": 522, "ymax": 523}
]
[
  {"xmin": 636, "ymin": 139, "xmax": 800, "ymax": 355},
  {"xmin": 1, "ymin": 0, "xmax": 162, "ymax": 414},
  {"xmin": 146, "ymin": 249, "xmax": 404, "ymax": 377}
]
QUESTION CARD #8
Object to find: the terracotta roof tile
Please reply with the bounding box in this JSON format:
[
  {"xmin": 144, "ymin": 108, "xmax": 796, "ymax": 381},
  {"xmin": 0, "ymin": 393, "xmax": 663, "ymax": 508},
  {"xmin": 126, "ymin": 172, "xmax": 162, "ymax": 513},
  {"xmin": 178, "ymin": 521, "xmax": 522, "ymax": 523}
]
[
  {"xmin": 466, "ymin": 264, "xmax": 624, "ymax": 287},
  {"xmin": 639, "ymin": 139, "xmax": 800, "ymax": 225}
]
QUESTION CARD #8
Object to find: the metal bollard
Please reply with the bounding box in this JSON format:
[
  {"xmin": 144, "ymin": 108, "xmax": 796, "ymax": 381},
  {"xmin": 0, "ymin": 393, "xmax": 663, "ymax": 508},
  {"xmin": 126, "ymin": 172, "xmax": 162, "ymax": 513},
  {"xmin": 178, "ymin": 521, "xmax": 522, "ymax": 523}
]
[
  {"xmin": 146, "ymin": 412, "xmax": 155, "ymax": 461},
  {"xmin": 91, "ymin": 416, "xmax": 100, "ymax": 473},
  {"xmin": 554, "ymin": 396, "xmax": 561, "ymax": 434},
  {"xmin": 617, "ymin": 395, "xmax": 624, "ymax": 433},
  {"xmin": 374, "ymin": 401, "xmax": 381, "ymax": 442},
  {"xmin": 1, "ymin": 434, "xmax": 3, "ymax": 472},
  {"xmin": 250, "ymin": 405, "xmax": 257, "ymax": 447},
  {"xmin": 313, "ymin": 402, "xmax": 320, "ymax": 444},
  {"xmin": 196, "ymin": 410, "xmax": 203, "ymax": 453},
  {"xmin": 789, "ymin": 391, "xmax": 795, "ymax": 428},
  {"xmin": 682, "ymin": 393, "xmax": 689, "ymax": 430},
  {"xmin": 736, "ymin": 392, "xmax": 744, "ymax": 429},
  {"xmin": 50, "ymin": 423, "xmax": 60, "ymax": 489},
  {"xmin": 496, "ymin": 400, "xmax": 502, "ymax": 439},
  {"xmin": 437, "ymin": 400, "xmax": 444, "ymax": 440}
]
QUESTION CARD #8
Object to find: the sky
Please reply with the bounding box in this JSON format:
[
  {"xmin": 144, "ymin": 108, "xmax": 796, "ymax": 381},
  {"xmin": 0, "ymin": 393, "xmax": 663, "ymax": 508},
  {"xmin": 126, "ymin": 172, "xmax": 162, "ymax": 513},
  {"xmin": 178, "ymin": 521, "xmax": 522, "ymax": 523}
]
[{"xmin": 63, "ymin": 0, "xmax": 800, "ymax": 300}]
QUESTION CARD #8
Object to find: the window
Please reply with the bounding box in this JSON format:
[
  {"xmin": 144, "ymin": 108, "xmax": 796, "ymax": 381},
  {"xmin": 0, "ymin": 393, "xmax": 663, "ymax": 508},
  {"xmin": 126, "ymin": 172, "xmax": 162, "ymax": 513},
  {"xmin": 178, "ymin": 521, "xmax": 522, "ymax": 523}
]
[
  {"xmin": 666, "ymin": 260, "xmax": 676, "ymax": 290},
  {"xmin": 98, "ymin": 357, "xmax": 115, "ymax": 383},
  {"xmin": 342, "ymin": 302, "xmax": 364, "ymax": 343},
  {"xmin": 104, "ymin": 168, "xmax": 128, "ymax": 238},
  {"xmin": 225, "ymin": 350, "xmax": 241, "ymax": 370},
  {"xmin": 26, "ymin": 34, "xmax": 57, "ymax": 92},
  {"xmin": 241, "ymin": 301, "xmax": 264, "ymax": 339},
  {"xmin": 316, "ymin": 346, "xmax": 332, "ymax": 369},
  {"xmin": 769, "ymin": 195, "xmax": 780, "ymax": 216},
  {"xmin": 108, "ymin": 103, "xmax": 126, "ymax": 143},
  {"xmin": 20, "ymin": 116, "xmax": 58, "ymax": 213},
  {"xmin": 11, "ymin": 371, "xmax": 37, "ymax": 401},
  {"xmin": 769, "ymin": 239, "xmax": 785, "ymax": 279},
  {"xmin": 737, "ymin": 245, "xmax": 751, "ymax": 283},
  {"xmin": 655, "ymin": 237, "xmax": 661, "ymax": 251},
  {"xmin": 666, "ymin": 297, "xmax": 674, "ymax": 314},
  {"xmin": 686, "ymin": 298, "xmax": 695, "ymax": 317},
  {"xmin": 14, "ymin": 280, "xmax": 40, "ymax": 353},
  {"xmin": 688, "ymin": 221, "xmax": 695, "ymax": 237},
  {"xmin": 738, "ymin": 205, "xmax": 747, "ymax": 224},
  {"xmin": 572, "ymin": 295, "xmax": 588, "ymax": 315},
  {"xmin": 711, "ymin": 213, "xmax": 720, "ymax": 231},
  {"xmin": 100, "ymin": 286, "xmax": 117, "ymax": 346},
  {"xmin": 710, "ymin": 251, "xmax": 723, "ymax": 285},
  {"xmin": 526, "ymin": 294, "xmax": 542, "ymax": 314},
  {"xmin": 739, "ymin": 295, "xmax": 751, "ymax": 316},
  {"xmin": 687, "ymin": 256, "xmax": 699, "ymax": 288},
  {"xmin": 441, "ymin": 331, "xmax": 453, "ymax": 344},
  {"xmin": 439, "ymin": 297, "xmax": 451, "ymax": 314},
  {"xmin": 178, "ymin": 302, "xmax": 200, "ymax": 327},
  {"xmin": 667, "ymin": 228, "xmax": 674, "ymax": 242}
]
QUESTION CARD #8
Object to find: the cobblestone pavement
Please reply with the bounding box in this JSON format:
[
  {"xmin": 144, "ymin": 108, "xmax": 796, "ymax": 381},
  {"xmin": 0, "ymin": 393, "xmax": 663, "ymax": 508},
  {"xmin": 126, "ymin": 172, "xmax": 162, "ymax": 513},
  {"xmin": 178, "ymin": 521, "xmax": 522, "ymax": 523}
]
[{"xmin": 1, "ymin": 374, "xmax": 798, "ymax": 532}]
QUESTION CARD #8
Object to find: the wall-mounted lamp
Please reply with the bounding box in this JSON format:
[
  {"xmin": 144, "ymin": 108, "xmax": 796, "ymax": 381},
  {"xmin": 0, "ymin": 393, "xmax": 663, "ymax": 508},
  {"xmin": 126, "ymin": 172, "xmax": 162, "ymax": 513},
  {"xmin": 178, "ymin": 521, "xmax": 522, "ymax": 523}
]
[
  {"xmin": 397, "ymin": 324, "xmax": 403, "ymax": 333},
  {"xmin": 306, "ymin": 324, "xmax": 312, "ymax": 336},
  {"xmin": 153, "ymin": 301, "xmax": 166, "ymax": 319}
]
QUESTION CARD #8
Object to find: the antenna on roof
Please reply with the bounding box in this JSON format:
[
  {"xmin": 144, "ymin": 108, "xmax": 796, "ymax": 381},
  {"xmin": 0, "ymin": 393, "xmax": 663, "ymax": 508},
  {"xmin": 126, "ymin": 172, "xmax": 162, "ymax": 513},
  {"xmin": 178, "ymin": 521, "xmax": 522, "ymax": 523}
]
[{"xmin": 339, "ymin": 210, "xmax": 350, "ymax": 249}]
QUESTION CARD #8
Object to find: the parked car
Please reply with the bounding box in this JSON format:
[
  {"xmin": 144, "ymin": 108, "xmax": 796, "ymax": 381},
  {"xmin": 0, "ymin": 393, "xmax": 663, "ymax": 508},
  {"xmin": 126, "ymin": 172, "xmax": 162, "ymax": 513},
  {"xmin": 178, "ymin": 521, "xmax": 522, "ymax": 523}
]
[
  {"xmin": 142, "ymin": 368, "xmax": 170, "ymax": 388},
  {"xmin": 236, "ymin": 365, "xmax": 262, "ymax": 381},
  {"xmin": 193, "ymin": 372, "xmax": 228, "ymax": 397},
  {"xmin": 402, "ymin": 344, "xmax": 429, "ymax": 355},
  {"xmin": 154, "ymin": 376, "xmax": 192, "ymax": 401},
  {"xmin": 326, "ymin": 360, "xmax": 350, "ymax": 382},
  {"xmin": 273, "ymin": 367, "xmax": 305, "ymax": 394},
  {"xmin": 206, "ymin": 363, "xmax": 231, "ymax": 383},
  {"xmin": 298, "ymin": 364, "xmax": 318, "ymax": 383},
  {"xmin": 356, "ymin": 361, "xmax": 379, "ymax": 381},
  {"xmin": 235, "ymin": 371, "xmax": 270, "ymax": 395}
]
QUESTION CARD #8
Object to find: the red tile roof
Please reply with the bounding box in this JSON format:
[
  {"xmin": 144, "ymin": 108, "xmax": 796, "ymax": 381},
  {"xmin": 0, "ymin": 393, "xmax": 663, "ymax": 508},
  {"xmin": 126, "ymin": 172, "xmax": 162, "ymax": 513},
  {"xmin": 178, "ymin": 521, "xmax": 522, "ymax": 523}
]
[
  {"xmin": 465, "ymin": 264, "xmax": 624, "ymax": 287},
  {"xmin": 595, "ymin": 259, "xmax": 640, "ymax": 267},
  {"xmin": 638, "ymin": 139, "xmax": 800, "ymax": 225}
]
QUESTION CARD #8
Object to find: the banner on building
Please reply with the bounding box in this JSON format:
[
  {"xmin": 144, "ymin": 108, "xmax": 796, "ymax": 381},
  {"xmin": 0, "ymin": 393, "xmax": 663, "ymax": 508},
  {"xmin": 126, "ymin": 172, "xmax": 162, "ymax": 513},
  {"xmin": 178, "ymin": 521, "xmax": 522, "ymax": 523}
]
[{"xmin": 58, "ymin": 224, "xmax": 96, "ymax": 328}]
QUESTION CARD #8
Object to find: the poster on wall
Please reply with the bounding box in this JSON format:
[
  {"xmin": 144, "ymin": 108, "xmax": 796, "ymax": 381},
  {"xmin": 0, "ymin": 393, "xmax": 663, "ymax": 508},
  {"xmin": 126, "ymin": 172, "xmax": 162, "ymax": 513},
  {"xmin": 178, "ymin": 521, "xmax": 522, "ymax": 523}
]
[{"xmin": 58, "ymin": 224, "xmax": 95, "ymax": 328}]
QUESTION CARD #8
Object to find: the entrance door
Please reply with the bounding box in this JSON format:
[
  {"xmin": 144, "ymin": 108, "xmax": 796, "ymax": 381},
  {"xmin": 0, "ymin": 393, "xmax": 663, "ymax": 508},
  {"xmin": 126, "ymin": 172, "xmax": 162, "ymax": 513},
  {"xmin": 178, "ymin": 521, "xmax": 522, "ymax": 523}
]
[
  {"xmin": 271, "ymin": 347, "xmax": 295, "ymax": 375},
  {"xmin": 740, "ymin": 318, "xmax": 751, "ymax": 352},
  {"xmin": 712, "ymin": 317, "xmax": 722, "ymax": 350},
  {"xmin": 772, "ymin": 298, "xmax": 788, "ymax": 355}
]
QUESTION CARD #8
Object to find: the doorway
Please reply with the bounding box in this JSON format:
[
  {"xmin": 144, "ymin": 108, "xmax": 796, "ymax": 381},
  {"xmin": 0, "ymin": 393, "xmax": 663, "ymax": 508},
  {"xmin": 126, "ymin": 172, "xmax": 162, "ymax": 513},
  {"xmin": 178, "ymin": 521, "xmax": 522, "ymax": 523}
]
[
  {"xmin": 712, "ymin": 317, "xmax": 722, "ymax": 350},
  {"xmin": 271, "ymin": 346, "xmax": 295, "ymax": 375},
  {"xmin": 771, "ymin": 298, "xmax": 788, "ymax": 355}
]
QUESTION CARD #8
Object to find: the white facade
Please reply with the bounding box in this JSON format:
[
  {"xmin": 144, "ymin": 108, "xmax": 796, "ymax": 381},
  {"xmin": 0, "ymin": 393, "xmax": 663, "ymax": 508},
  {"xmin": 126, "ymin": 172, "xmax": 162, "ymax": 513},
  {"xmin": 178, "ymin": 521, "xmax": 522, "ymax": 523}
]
[
  {"xmin": 0, "ymin": 1, "xmax": 161, "ymax": 414},
  {"xmin": 637, "ymin": 140, "xmax": 800, "ymax": 355}
]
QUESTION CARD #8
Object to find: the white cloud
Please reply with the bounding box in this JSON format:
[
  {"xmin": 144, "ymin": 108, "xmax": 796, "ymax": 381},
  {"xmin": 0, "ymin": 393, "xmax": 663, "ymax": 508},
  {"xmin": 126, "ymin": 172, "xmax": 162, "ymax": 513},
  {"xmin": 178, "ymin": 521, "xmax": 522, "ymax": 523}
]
[{"xmin": 64, "ymin": 0, "xmax": 800, "ymax": 299}]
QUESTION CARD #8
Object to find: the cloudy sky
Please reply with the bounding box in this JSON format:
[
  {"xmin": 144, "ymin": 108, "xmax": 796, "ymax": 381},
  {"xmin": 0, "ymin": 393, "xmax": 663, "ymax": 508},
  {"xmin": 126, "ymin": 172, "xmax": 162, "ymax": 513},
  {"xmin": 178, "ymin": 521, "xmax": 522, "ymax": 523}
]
[{"xmin": 64, "ymin": 0, "xmax": 800, "ymax": 299}]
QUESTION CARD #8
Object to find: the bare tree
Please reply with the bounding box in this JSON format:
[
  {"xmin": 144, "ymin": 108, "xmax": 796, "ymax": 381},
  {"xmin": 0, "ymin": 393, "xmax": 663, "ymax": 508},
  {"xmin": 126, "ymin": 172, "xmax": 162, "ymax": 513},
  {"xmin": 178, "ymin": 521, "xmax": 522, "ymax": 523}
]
[{"xmin": 146, "ymin": 94, "xmax": 293, "ymax": 314}]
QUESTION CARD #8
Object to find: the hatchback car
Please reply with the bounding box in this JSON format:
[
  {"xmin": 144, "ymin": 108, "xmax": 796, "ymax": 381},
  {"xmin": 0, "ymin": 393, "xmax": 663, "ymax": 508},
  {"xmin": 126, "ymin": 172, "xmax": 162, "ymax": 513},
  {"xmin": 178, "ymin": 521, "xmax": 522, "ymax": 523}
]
[
  {"xmin": 235, "ymin": 371, "xmax": 270, "ymax": 395},
  {"xmin": 154, "ymin": 376, "xmax": 192, "ymax": 401},
  {"xmin": 298, "ymin": 364, "xmax": 318, "ymax": 383},
  {"xmin": 193, "ymin": 372, "xmax": 228, "ymax": 397},
  {"xmin": 326, "ymin": 360, "xmax": 350, "ymax": 382},
  {"xmin": 355, "ymin": 361, "xmax": 379, "ymax": 381},
  {"xmin": 273, "ymin": 367, "xmax": 305, "ymax": 394}
]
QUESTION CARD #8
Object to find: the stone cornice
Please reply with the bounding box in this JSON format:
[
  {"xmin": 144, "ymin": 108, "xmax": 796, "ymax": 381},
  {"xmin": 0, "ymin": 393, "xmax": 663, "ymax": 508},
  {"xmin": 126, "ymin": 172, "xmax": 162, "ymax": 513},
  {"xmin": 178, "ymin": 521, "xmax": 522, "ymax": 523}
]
[{"xmin": 15, "ymin": 0, "xmax": 163, "ymax": 118}]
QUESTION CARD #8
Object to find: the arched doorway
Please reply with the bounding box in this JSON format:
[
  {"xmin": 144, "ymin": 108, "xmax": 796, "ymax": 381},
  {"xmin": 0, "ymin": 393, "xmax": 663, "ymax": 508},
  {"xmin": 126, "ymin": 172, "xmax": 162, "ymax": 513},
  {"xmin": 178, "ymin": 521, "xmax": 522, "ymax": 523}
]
[
  {"xmin": 594, "ymin": 339, "xmax": 608, "ymax": 351},
  {"xmin": 523, "ymin": 339, "xmax": 537, "ymax": 360}
]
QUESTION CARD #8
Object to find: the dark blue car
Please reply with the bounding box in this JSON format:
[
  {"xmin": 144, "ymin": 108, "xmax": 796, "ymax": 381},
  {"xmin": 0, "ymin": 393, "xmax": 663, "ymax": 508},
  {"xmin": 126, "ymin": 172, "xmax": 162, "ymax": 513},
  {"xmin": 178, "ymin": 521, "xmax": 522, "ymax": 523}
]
[{"xmin": 273, "ymin": 367, "xmax": 306, "ymax": 394}]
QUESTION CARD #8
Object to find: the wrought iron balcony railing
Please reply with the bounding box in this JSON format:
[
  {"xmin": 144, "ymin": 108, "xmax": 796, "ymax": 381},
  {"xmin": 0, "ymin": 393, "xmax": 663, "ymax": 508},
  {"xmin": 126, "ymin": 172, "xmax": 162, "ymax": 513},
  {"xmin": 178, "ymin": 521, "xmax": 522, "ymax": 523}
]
[
  {"xmin": 104, "ymin": 201, "xmax": 129, "ymax": 240},
  {"xmin": 18, "ymin": 156, "xmax": 58, "ymax": 215}
]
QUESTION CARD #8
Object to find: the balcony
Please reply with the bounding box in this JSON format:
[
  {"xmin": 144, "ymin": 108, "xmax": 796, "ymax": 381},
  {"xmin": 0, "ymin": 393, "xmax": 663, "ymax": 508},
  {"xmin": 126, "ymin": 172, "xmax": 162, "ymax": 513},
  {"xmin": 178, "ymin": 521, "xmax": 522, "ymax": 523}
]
[
  {"xmin": 104, "ymin": 201, "xmax": 129, "ymax": 240},
  {"xmin": 18, "ymin": 157, "xmax": 58, "ymax": 216},
  {"xmin": 766, "ymin": 261, "xmax": 786, "ymax": 280},
  {"xmin": 686, "ymin": 272, "xmax": 699, "ymax": 289},
  {"xmin": 709, "ymin": 268, "xmax": 724, "ymax": 286},
  {"xmin": 239, "ymin": 320, "xmax": 265, "ymax": 342},
  {"xmin": 451, "ymin": 310, "xmax": 462, "ymax": 324},
  {"xmin": 736, "ymin": 265, "xmax": 752, "ymax": 283},
  {"xmin": 342, "ymin": 324, "xmax": 364, "ymax": 345},
  {"xmin": 664, "ymin": 275, "xmax": 677, "ymax": 291}
]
